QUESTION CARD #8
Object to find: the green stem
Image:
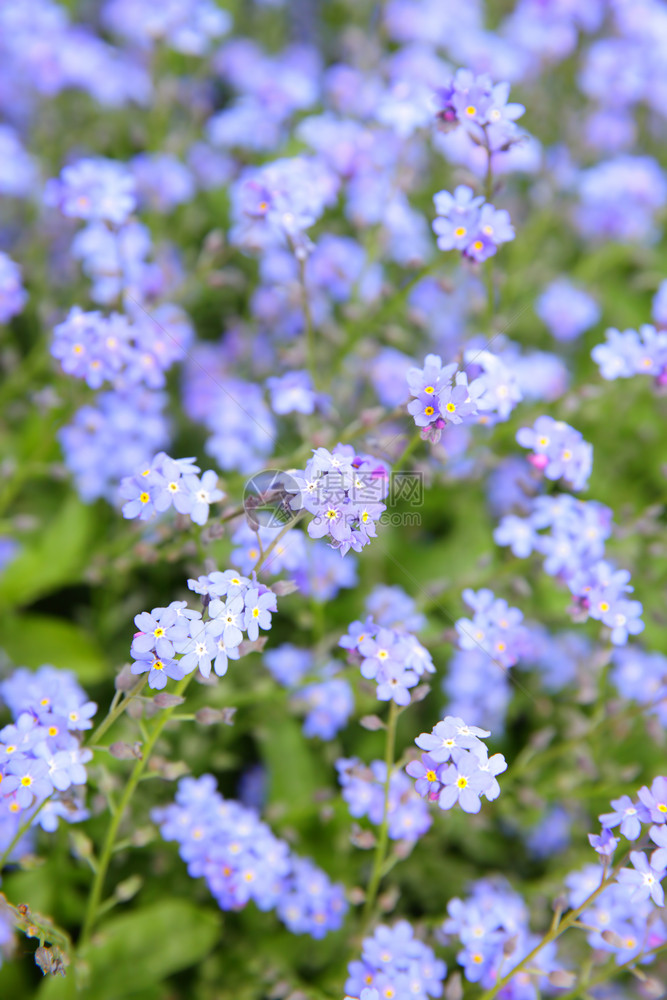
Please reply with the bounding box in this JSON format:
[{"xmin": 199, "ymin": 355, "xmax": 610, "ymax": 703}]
[
  {"xmin": 362, "ymin": 700, "xmax": 399, "ymax": 928},
  {"xmin": 86, "ymin": 678, "xmax": 146, "ymax": 748},
  {"xmin": 253, "ymin": 513, "xmax": 304, "ymax": 575},
  {"xmin": 78, "ymin": 674, "xmax": 193, "ymax": 949},
  {"xmin": 556, "ymin": 942, "xmax": 667, "ymax": 1000},
  {"xmin": 477, "ymin": 865, "xmax": 621, "ymax": 1000},
  {"xmin": 394, "ymin": 431, "xmax": 422, "ymax": 469}
]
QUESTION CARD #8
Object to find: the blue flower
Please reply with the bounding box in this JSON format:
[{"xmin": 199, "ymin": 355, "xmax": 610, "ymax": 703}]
[
  {"xmin": 617, "ymin": 851, "xmax": 666, "ymax": 906},
  {"xmin": 131, "ymin": 652, "xmax": 185, "ymax": 690}
]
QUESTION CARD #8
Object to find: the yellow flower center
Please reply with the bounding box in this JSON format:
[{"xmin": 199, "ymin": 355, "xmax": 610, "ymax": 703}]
[
  {"xmin": 424, "ymin": 406, "xmax": 435, "ymax": 416},
  {"xmin": 454, "ymin": 226, "xmax": 467, "ymax": 238},
  {"xmin": 456, "ymin": 776, "xmax": 468, "ymax": 789},
  {"xmin": 139, "ymin": 492, "xmax": 150, "ymax": 504},
  {"xmin": 446, "ymin": 402, "xmax": 456, "ymax": 413}
]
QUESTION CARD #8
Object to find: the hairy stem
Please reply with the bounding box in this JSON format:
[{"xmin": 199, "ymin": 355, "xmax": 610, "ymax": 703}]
[
  {"xmin": 79, "ymin": 674, "xmax": 193, "ymax": 949},
  {"xmin": 86, "ymin": 678, "xmax": 146, "ymax": 748},
  {"xmin": 478, "ymin": 865, "xmax": 623, "ymax": 1000},
  {"xmin": 362, "ymin": 700, "xmax": 399, "ymax": 928}
]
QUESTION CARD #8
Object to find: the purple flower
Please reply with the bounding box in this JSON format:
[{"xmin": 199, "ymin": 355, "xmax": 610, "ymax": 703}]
[
  {"xmin": 297, "ymin": 678, "xmax": 354, "ymax": 740},
  {"xmin": 131, "ymin": 652, "xmax": 185, "ymax": 690},
  {"xmin": 0, "ymin": 252, "xmax": 28, "ymax": 323},
  {"xmin": 599, "ymin": 795, "xmax": 648, "ymax": 840},
  {"xmin": 516, "ymin": 416, "xmax": 592, "ymax": 492},
  {"xmin": 266, "ymin": 371, "xmax": 317, "ymax": 415},
  {"xmin": 243, "ymin": 588, "xmax": 276, "ymax": 641},
  {"xmin": 616, "ymin": 851, "xmax": 666, "ymax": 906},
  {"xmin": 208, "ymin": 595, "xmax": 246, "ymax": 646},
  {"xmin": 638, "ymin": 777, "xmax": 667, "ymax": 824},
  {"xmin": 405, "ymin": 754, "xmax": 444, "ymax": 800},
  {"xmin": 536, "ymin": 279, "xmax": 600, "ymax": 342},
  {"xmin": 46, "ymin": 157, "xmax": 136, "ymax": 225},
  {"xmin": 5, "ymin": 758, "xmax": 53, "ymax": 809},
  {"xmin": 438, "ymin": 751, "xmax": 493, "ymax": 814},
  {"xmin": 588, "ymin": 828, "xmax": 619, "ymax": 857},
  {"xmin": 375, "ymin": 661, "xmax": 418, "ymax": 706},
  {"xmin": 181, "ymin": 470, "xmax": 225, "ymax": 525},
  {"xmin": 415, "ymin": 716, "xmax": 490, "ymax": 763}
]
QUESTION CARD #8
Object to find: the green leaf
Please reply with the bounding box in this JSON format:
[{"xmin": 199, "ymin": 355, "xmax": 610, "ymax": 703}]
[
  {"xmin": 257, "ymin": 709, "xmax": 320, "ymax": 818},
  {"xmin": 0, "ymin": 613, "xmax": 107, "ymax": 683},
  {"xmin": 39, "ymin": 900, "xmax": 222, "ymax": 1000},
  {"xmin": 0, "ymin": 495, "xmax": 96, "ymax": 609}
]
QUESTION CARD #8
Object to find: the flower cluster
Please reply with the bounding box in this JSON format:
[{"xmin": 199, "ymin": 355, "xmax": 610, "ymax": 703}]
[
  {"xmin": 566, "ymin": 862, "xmax": 667, "ymax": 964},
  {"xmin": 346, "ymin": 921, "xmax": 446, "ymax": 1000},
  {"xmin": 153, "ymin": 774, "xmax": 346, "ymax": 938},
  {"xmin": 45, "ymin": 157, "xmax": 137, "ymax": 225},
  {"xmin": 575, "ymin": 155, "xmax": 667, "ymax": 244},
  {"xmin": 336, "ymin": 758, "xmax": 431, "ymax": 842},
  {"xmin": 265, "ymin": 645, "xmax": 354, "ymax": 739},
  {"xmin": 0, "ymin": 666, "xmax": 96, "ymax": 852},
  {"xmin": 230, "ymin": 155, "xmax": 338, "ymax": 256},
  {"xmin": 592, "ymin": 324, "xmax": 667, "ymax": 382},
  {"xmin": 406, "ymin": 354, "xmax": 484, "ymax": 433},
  {"xmin": 288, "ymin": 445, "xmax": 390, "ymax": 557},
  {"xmin": 408, "ymin": 716, "xmax": 506, "ymax": 814},
  {"xmin": 610, "ymin": 646, "xmax": 667, "ymax": 727},
  {"xmin": 293, "ymin": 676, "xmax": 354, "ymax": 741},
  {"xmin": 442, "ymin": 878, "xmax": 560, "ymax": 987},
  {"xmin": 432, "ymin": 186, "xmax": 515, "ymax": 262},
  {"xmin": 131, "ymin": 575, "xmax": 277, "ymax": 688},
  {"xmin": 59, "ymin": 388, "xmax": 169, "ymax": 503},
  {"xmin": 339, "ymin": 615, "xmax": 434, "ymax": 706},
  {"xmin": 516, "ymin": 415, "xmax": 593, "ymax": 491},
  {"xmin": 495, "ymin": 490, "xmax": 643, "ymax": 646},
  {"xmin": 119, "ymin": 452, "xmax": 224, "ymax": 525},
  {"xmin": 51, "ymin": 305, "xmax": 193, "ymax": 391},
  {"xmin": 435, "ymin": 70, "xmax": 525, "ymax": 151},
  {"xmin": 455, "ymin": 589, "xmax": 529, "ymax": 669}
]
